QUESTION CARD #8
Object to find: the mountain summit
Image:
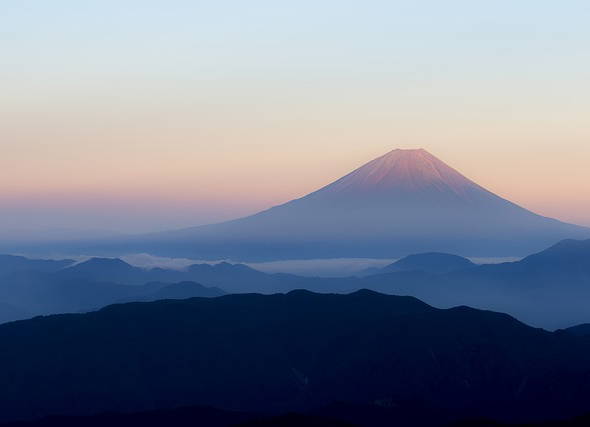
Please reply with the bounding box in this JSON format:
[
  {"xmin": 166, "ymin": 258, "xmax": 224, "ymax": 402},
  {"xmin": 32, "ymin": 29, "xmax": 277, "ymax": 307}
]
[
  {"xmin": 83, "ymin": 149, "xmax": 590, "ymax": 260},
  {"xmin": 311, "ymin": 148, "xmax": 482, "ymax": 198}
]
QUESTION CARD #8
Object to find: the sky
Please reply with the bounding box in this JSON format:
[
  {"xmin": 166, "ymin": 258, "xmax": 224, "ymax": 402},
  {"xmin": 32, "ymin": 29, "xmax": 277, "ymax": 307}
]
[{"xmin": 2, "ymin": 1, "xmax": 590, "ymax": 237}]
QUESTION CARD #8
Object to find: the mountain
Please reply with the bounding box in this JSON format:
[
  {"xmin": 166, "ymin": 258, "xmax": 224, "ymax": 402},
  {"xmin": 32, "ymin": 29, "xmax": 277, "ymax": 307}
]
[
  {"xmin": 61, "ymin": 257, "xmax": 135, "ymax": 278},
  {"xmin": 5, "ymin": 406, "xmax": 590, "ymax": 427},
  {"xmin": 361, "ymin": 252, "xmax": 476, "ymax": 276},
  {"xmin": 0, "ymin": 275, "xmax": 224, "ymax": 317},
  {"xmin": 0, "ymin": 263, "xmax": 226, "ymax": 322},
  {"xmin": 126, "ymin": 281, "xmax": 225, "ymax": 302},
  {"xmin": 508, "ymin": 239, "xmax": 590, "ymax": 275},
  {"xmin": 0, "ymin": 406, "xmax": 256, "ymax": 427},
  {"xmin": 2, "ymin": 239, "xmax": 590, "ymax": 328},
  {"xmin": 0, "ymin": 255, "xmax": 74, "ymax": 276},
  {"xmin": 0, "ymin": 255, "xmax": 309, "ymax": 323},
  {"xmin": 58, "ymin": 258, "xmax": 285, "ymax": 293},
  {"xmin": 363, "ymin": 239, "xmax": 590, "ymax": 329},
  {"xmin": 460, "ymin": 239, "xmax": 590, "ymax": 281},
  {"xmin": 0, "ymin": 290, "xmax": 589, "ymax": 424},
  {"xmin": 74, "ymin": 148, "xmax": 587, "ymax": 261},
  {"xmin": 0, "ymin": 302, "xmax": 31, "ymax": 324},
  {"xmin": 0, "ymin": 406, "xmax": 357, "ymax": 427},
  {"xmin": 564, "ymin": 324, "xmax": 590, "ymax": 337}
]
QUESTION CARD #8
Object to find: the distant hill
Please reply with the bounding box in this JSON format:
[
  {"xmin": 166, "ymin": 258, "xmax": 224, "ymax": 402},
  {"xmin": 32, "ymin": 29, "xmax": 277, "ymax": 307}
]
[
  {"xmin": 0, "ymin": 255, "xmax": 312, "ymax": 323},
  {"xmin": 0, "ymin": 270, "xmax": 224, "ymax": 321},
  {"xmin": 509, "ymin": 238, "xmax": 590, "ymax": 275},
  {"xmin": 0, "ymin": 255, "xmax": 73, "ymax": 276},
  {"xmin": 57, "ymin": 258, "xmax": 280, "ymax": 293},
  {"xmin": 2, "ymin": 239, "xmax": 590, "ymax": 328},
  {"xmin": 0, "ymin": 290, "xmax": 589, "ymax": 423},
  {"xmin": 124, "ymin": 281, "xmax": 225, "ymax": 302},
  {"xmin": 361, "ymin": 252, "xmax": 475, "ymax": 276},
  {"xmin": 60, "ymin": 257, "xmax": 136, "ymax": 279},
  {"xmin": 359, "ymin": 239, "xmax": 590, "ymax": 329},
  {"xmin": 0, "ymin": 302, "xmax": 31, "ymax": 324},
  {"xmin": 447, "ymin": 238, "xmax": 590, "ymax": 290}
]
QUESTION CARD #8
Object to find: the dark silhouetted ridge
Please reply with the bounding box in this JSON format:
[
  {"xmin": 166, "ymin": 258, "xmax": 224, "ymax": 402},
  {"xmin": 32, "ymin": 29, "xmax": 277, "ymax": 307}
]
[
  {"xmin": 565, "ymin": 324, "xmax": 590, "ymax": 337},
  {"xmin": 0, "ymin": 291, "xmax": 589, "ymax": 423}
]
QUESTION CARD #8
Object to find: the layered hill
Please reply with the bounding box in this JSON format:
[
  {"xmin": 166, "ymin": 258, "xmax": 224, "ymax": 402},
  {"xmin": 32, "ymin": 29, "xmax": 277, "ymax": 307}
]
[
  {"xmin": 0, "ymin": 256, "xmax": 230, "ymax": 321},
  {"xmin": 360, "ymin": 252, "xmax": 476, "ymax": 276},
  {"xmin": 363, "ymin": 239, "xmax": 590, "ymax": 329},
  {"xmin": 0, "ymin": 255, "xmax": 74, "ymax": 275},
  {"xmin": 2, "ymin": 239, "xmax": 590, "ymax": 328}
]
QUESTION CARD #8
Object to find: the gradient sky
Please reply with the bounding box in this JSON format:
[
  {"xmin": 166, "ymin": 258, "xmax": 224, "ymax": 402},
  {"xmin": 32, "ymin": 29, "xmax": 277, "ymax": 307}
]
[{"xmin": 2, "ymin": 1, "xmax": 589, "ymax": 237}]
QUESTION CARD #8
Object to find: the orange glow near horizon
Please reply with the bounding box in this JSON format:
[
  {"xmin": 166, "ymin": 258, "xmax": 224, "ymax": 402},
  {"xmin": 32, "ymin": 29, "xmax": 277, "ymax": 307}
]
[
  {"xmin": 2, "ymin": 2, "xmax": 589, "ymax": 233},
  {"xmin": 1, "ymin": 133, "xmax": 589, "ymax": 232}
]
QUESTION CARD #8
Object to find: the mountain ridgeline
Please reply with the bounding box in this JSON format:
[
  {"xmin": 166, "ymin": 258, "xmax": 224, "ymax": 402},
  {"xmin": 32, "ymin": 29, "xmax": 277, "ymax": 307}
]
[
  {"xmin": 359, "ymin": 252, "xmax": 476, "ymax": 276},
  {"xmin": 362, "ymin": 239, "xmax": 590, "ymax": 329},
  {"xmin": 0, "ymin": 255, "xmax": 228, "ymax": 321},
  {"xmin": 1, "ymin": 238, "xmax": 590, "ymax": 328},
  {"xmin": 1, "ymin": 290, "xmax": 590, "ymax": 425}
]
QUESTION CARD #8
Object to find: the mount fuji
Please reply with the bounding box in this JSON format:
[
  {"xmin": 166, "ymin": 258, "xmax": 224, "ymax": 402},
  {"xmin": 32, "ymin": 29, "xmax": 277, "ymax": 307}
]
[{"xmin": 77, "ymin": 149, "xmax": 590, "ymax": 260}]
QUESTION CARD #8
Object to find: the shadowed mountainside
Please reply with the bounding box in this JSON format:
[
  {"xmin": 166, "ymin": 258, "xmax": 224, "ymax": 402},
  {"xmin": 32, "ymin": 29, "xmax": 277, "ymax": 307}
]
[
  {"xmin": 564, "ymin": 324, "xmax": 590, "ymax": 337},
  {"xmin": 5, "ymin": 407, "xmax": 590, "ymax": 427},
  {"xmin": 0, "ymin": 290, "xmax": 589, "ymax": 423}
]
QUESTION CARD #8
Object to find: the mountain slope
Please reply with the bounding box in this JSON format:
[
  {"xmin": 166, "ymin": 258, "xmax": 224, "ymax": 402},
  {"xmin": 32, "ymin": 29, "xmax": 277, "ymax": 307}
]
[
  {"xmin": 0, "ymin": 255, "xmax": 74, "ymax": 275},
  {"xmin": 362, "ymin": 252, "xmax": 476, "ymax": 276},
  {"xmin": 0, "ymin": 255, "xmax": 313, "ymax": 323},
  {"xmin": 0, "ymin": 266, "xmax": 225, "ymax": 321},
  {"xmin": 363, "ymin": 239, "xmax": 590, "ymax": 329},
  {"xmin": 111, "ymin": 149, "xmax": 589, "ymax": 261},
  {"xmin": 58, "ymin": 258, "xmax": 284, "ymax": 292},
  {"xmin": 125, "ymin": 281, "xmax": 225, "ymax": 302},
  {"xmin": 565, "ymin": 324, "xmax": 590, "ymax": 337},
  {"xmin": 0, "ymin": 302, "xmax": 31, "ymax": 324},
  {"xmin": 514, "ymin": 239, "xmax": 590, "ymax": 274},
  {"xmin": 0, "ymin": 290, "xmax": 589, "ymax": 423}
]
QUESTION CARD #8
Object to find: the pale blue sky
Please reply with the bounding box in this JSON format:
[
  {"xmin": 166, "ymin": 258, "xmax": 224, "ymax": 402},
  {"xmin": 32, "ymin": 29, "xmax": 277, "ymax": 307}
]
[{"xmin": 2, "ymin": 1, "xmax": 590, "ymax": 234}]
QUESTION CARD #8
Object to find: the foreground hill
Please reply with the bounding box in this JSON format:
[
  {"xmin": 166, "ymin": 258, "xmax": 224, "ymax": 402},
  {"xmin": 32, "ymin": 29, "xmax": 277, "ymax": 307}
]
[
  {"xmin": 0, "ymin": 405, "xmax": 351, "ymax": 427},
  {"xmin": 0, "ymin": 290, "xmax": 589, "ymax": 423},
  {"xmin": 564, "ymin": 324, "xmax": 590, "ymax": 337},
  {"xmin": 4, "ymin": 405, "xmax": 590, "ymax": 427}
]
